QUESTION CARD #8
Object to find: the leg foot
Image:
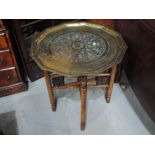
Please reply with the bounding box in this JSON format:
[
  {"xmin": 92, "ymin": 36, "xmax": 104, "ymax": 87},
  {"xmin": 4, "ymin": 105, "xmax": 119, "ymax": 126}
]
[{"xmin": 105, "ymin": 66, "xmax": 117, "ymax": 103}]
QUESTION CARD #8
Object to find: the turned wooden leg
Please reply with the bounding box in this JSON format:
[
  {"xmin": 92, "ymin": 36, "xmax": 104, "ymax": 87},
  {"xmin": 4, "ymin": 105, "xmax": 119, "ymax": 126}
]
[
  {"xmin": 105, "ymin": 66, "xmax": 117, "ymax": 103},
  {"xmin": 44, "ymin": 71, "xmax": 56, "ymax": 111},
  {"xmin": 80, "ymin": 76, "xmax": 87, "ymax": 130}
]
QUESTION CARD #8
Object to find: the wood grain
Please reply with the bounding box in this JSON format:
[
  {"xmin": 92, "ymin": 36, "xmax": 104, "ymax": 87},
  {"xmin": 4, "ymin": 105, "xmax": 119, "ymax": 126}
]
[
  {"xmin": 44, "ymin": 71, "xmax": 56, "ymax": 111},
  {"xmin": 80, "ymin": 76, "xmax": 87, "ymax": 130}
]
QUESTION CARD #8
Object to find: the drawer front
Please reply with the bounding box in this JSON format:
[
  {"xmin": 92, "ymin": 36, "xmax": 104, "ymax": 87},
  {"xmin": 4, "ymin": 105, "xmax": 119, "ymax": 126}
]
[
  {"xmin": 0, "ymin": 51, "xmax": 14, "ymax": 68},
  {"xmin": 0, "ymin": 68, "xmax": 19, "ymax": 87},
  {"xmin": 0, "ymin": 32, "xmax": 8, "ymax": 50}
]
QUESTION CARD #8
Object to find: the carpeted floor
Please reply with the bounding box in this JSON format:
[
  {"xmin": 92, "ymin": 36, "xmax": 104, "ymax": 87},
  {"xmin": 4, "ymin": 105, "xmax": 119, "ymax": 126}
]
[{"xmin": 0, "ymin": 77, "xmax": 155, "ymax": 135}]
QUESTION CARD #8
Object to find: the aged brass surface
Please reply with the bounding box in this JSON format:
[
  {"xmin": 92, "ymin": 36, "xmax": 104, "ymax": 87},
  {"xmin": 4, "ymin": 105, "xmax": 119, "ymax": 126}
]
[{"xmin": 30, "ymin": 22, "xmax": 127, "ymax": 76}]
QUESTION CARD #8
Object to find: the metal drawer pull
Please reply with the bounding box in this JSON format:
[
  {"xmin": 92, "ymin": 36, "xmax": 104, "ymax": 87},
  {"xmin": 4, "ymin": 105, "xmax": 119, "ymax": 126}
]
[
  {"xmin": 0, "ymin": 58, "xmax": 6, "ymax": 64},
  {"xmin": 7, "ymin": 76, "xmax": 11, "ymax": 80}
]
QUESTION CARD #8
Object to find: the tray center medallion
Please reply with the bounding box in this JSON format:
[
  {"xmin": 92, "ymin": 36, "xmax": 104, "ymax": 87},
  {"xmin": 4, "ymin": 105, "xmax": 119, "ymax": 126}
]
[{"xmin": 72, "ymin": 41, "xmax": 85, "ymax": 50}]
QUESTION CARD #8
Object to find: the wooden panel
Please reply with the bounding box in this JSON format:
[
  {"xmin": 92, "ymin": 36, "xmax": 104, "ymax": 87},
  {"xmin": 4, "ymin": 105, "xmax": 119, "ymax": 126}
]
[
  {"xmin": 0, "ymin": 51, "xmax": 14, "ymax": 68},
  {"xmin": 0, "ymin": 68, "xmax": 19, "ymax": 87},
  {"xmin": 115, "ymin": 19, "xmax": 155, "ymax": 123}
]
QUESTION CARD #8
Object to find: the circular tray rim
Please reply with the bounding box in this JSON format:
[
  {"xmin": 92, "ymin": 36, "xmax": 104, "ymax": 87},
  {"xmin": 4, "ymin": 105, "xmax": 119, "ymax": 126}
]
[{"xmin": 30, "ymin": 22, "xmax": 127, "ymax": 76}]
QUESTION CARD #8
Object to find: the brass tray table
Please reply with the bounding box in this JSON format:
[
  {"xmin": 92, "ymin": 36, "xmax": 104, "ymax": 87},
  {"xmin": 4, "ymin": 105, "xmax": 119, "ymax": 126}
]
[{"xmin": 30, "ymin": 22, "xmax": 127, "ymax": 130}]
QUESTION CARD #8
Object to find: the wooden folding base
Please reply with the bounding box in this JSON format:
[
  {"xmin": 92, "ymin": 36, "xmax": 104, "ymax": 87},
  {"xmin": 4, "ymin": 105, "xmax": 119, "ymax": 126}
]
[{"xmin": 44, "ymin": 66, "xmax": 117, "ymax": 131}]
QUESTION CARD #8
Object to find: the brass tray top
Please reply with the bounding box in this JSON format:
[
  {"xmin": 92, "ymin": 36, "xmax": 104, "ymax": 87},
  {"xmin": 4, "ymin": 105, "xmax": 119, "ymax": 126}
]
[{"xmin": 30, "ymin": 22, "xmax": 127, "ymax": 76}]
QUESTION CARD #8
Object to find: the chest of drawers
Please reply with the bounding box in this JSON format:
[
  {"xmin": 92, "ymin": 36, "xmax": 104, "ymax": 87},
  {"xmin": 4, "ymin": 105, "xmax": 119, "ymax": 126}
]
[{"xmin": 0, "ymin": 20, "xmax": 28, "ymax": 97}]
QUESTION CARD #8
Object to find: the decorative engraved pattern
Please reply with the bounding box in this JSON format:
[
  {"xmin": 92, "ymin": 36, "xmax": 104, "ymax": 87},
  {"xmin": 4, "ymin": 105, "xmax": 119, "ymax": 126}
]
[
  {"xmin": 49, "ymin": 31, "xmax": 107, "ymax": 63},
  {"xmin": 30, "ymin": 22, "xmax": 127, "ymax": 76}
]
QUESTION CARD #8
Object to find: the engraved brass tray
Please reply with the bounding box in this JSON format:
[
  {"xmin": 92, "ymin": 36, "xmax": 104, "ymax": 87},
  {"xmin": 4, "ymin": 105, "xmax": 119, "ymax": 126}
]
[{"xmin": 30, "ymin": 22, "xmax": 127, "ymax": 76}]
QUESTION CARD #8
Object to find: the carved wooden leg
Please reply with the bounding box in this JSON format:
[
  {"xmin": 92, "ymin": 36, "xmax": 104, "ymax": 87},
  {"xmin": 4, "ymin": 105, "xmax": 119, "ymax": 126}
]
[
  {"xmin": 80, "ymin": 76, "xmax": 87, "ymax": 130},
  {"xmin": 105, "ymin": 66, "xmax": 117, "ymax": 103},
  {"xmin": 44, "ymin": 71, "xmax": 56, "ymax": 111}
]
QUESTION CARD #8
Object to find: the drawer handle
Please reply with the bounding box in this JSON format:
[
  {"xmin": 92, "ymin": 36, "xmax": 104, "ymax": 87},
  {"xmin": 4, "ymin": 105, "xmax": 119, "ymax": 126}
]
[
  {"xmin": 0, "ymin": 58, "xmax": 6, "ymax": 64},
  {"xmin": 7, "ymin": 76, "xmax": 11, "ymax": 80}
]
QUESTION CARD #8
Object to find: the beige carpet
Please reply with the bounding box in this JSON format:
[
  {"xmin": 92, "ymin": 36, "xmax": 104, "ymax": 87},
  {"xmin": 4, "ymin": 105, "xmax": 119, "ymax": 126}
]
[{"xmin": 0, "ymin": 78, "xmax": 154, "ymax": 134}]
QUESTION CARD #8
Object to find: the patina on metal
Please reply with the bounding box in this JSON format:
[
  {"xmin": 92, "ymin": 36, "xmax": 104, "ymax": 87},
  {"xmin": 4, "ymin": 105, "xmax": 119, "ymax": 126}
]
[{"xmin": 30, "ymin": 22, "xmax": 127, "ymax": 76}]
